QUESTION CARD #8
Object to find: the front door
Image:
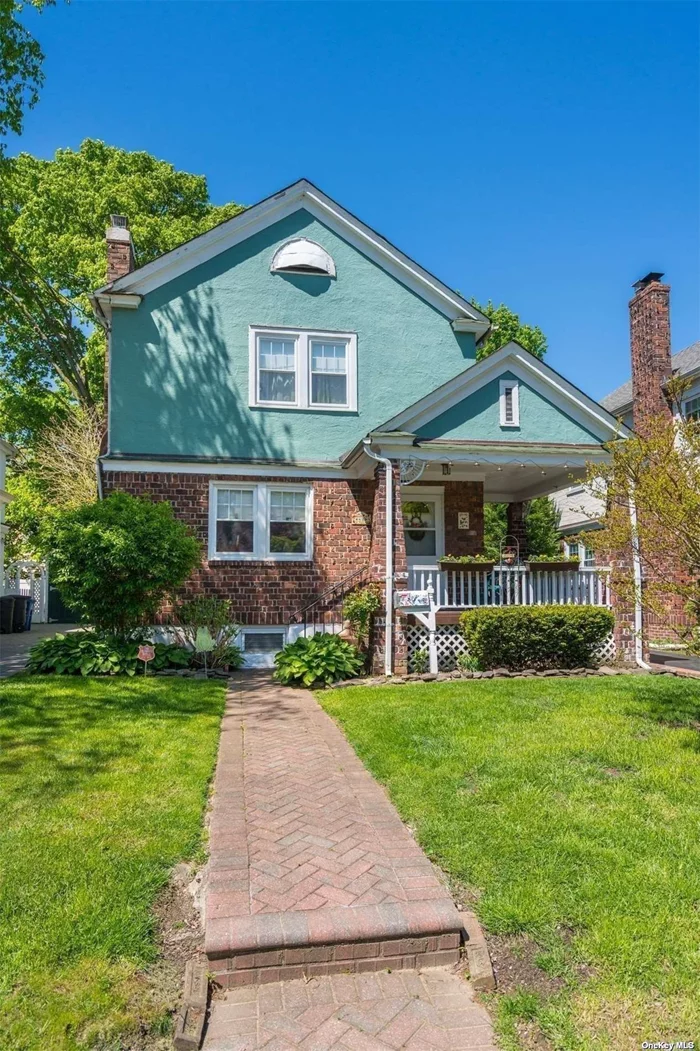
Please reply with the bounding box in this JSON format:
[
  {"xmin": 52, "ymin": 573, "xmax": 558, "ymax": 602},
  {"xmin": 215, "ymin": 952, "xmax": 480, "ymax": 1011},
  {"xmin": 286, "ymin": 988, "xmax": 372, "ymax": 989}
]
[{"xmin": 401, "ymin": 488, "xmax": 445, "ymax": 581}]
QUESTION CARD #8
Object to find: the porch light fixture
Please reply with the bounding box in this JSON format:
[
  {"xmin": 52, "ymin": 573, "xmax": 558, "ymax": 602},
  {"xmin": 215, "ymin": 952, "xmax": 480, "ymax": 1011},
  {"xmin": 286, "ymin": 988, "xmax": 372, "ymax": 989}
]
[{"xmin": 442, "ymin": 462, "xmax": 452, "ymax": 476}]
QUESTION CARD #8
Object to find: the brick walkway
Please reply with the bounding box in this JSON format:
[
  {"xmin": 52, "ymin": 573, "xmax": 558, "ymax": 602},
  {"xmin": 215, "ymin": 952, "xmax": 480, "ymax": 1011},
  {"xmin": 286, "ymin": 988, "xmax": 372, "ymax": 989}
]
[
  {"xmin": 204, "ymin": 963, "xmax": 497, "ymax": 1050},
  {"xmin": 204, "ymin": 674, "xmax": 464, "ymax": 985}
]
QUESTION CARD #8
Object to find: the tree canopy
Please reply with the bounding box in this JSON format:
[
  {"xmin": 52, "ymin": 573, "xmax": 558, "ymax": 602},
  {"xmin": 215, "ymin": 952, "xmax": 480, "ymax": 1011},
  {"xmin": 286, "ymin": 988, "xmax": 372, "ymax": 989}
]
[
  {"xmin": 0, "ymin": 0, "xmax": 51, "ymax": 149},
  {"xmin": 0, "ymin": 138, "xmax": 244, "ymax": 441},
  {"xmin": 474, "ymin": 300, "xmax": 547, "ymax": 362}
]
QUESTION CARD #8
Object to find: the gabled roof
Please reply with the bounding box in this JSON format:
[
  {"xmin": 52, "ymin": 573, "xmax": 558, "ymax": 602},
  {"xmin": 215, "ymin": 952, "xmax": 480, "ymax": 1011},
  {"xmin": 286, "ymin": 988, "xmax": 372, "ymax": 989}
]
[
  {"xmin": 600, "ymin": 340, "xmax": 700, "ymax": 414},
  {"xmin": 377, "ymin": 341, "xmax": 631, "ymax": 441},
  {"xmin": 93, "ymin": 179, "xmax": 490, "ymax": 332}
]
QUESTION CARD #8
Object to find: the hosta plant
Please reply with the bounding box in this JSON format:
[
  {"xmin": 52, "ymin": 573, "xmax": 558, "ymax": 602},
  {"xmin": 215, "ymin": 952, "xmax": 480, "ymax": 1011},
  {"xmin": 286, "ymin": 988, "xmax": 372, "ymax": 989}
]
[
  {"xmin": 274, "ymin": 633, "xmax": 365, "ymax": 688},
  {"xmin": 27, "ymin": 631, "xmax": 192, "ymax": 677}
]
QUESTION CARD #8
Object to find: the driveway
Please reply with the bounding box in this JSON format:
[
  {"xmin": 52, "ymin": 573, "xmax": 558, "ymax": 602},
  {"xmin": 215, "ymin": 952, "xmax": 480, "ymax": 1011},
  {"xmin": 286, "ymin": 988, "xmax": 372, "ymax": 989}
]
[{"xmin": 0, "ymin": 623, "xmax": 76, "ymax": 678}]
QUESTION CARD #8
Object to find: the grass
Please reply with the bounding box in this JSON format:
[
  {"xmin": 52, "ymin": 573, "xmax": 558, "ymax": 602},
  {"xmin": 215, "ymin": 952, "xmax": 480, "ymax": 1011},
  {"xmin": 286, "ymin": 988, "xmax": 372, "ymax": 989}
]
[
  {"xmin": 0, "ymin": 675, "xmax": 225, "ymax": 1051},
  {"xmin": 320, "ymin": 676, "xmax": 700, "ymax": 1050}
]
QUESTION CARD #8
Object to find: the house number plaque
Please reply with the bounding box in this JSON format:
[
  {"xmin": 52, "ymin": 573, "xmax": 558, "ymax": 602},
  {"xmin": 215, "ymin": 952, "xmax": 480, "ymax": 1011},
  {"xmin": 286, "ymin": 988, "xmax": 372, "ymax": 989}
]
[{"xmin": 458, "ymin": 512, "xmax": 470, "ymax": 529}]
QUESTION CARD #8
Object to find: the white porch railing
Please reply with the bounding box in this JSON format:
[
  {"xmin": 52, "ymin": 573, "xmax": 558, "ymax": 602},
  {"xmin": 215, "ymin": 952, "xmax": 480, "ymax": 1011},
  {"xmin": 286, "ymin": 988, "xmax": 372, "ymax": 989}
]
[
  {"xmin": 3, "ymin": 560, "xmax": 49, "ymax": 623},
  {"xmin": 407, "ymin": 565, "xmax": 611, "ymax": 609}
]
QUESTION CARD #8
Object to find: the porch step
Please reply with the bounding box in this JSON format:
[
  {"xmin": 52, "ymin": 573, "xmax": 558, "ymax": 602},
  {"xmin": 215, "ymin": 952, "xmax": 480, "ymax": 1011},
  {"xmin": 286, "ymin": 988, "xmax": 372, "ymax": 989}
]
[{"xmin": 206, "ymin": 900, "xmax": 462, "ymax": 988}]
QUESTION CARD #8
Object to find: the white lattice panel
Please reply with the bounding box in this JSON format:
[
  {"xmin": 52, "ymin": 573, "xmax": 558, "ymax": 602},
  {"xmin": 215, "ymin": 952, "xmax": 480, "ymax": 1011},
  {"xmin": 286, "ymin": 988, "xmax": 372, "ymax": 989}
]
[
  {"xmin": 406, "ymin": 625, "xmax": 616, "ymax": 671},
  {"xmin": 406, "ymin": 624, "xmax": 469, "ymax": 672},
  {"xmin": 595, "ymin": 632, "xmax": 616, "ymax": 665}
]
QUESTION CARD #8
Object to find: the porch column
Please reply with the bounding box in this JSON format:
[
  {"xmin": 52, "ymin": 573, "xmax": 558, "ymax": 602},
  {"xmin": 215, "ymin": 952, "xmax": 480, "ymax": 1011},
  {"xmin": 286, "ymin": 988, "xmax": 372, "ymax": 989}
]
[
  {"xmin": 507, "ymin": 501, "xmax": 528, "ymax": 559},
  {"xmin": 369, "ymin": 463, "xmax": 408, "ymax": 675}
]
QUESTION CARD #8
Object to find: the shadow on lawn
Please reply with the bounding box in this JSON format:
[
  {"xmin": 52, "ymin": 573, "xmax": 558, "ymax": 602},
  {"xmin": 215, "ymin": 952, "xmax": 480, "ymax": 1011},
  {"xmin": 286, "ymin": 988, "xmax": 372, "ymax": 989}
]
[
  {"xmin": 0, "ymin": 677, "xmax": 223, "ymax": 802},
  {"xmin": 626, "ymin": 679, "xmax": 700, "ymax": 738}
]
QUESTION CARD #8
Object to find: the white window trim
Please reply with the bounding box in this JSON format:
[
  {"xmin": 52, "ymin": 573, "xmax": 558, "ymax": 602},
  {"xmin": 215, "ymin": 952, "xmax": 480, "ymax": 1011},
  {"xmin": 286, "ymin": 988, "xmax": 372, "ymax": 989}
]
[
  {"xmin": 682, "ymin": 393, "xmax": 700, "ymax": 419},
  {"xmin": 208, "ymin": 480, "xmax": 313, "ymax": 561},
  {"xmin": 499, "ymin": 379, "xmax": 520, "ymax": 428},
  {"xmin": 249, "ymin": 326, "xmax": 357, "ymax": 412}
]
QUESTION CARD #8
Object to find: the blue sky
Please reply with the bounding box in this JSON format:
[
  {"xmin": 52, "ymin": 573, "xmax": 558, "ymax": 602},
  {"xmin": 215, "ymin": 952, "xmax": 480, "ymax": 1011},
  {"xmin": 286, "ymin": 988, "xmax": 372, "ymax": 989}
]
[{"xmin": 13, "ymin": 0, "xmax": 700, "ymax": 400}]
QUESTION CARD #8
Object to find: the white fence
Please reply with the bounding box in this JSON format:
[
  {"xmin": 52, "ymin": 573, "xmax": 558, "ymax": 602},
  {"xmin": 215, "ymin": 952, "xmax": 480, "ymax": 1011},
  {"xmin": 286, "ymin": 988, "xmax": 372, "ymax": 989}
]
[
  {"xmin": 407, "ymin": 565, "xmax": 611, "ymax": 609},
  {"xmin": 3, "ymin": 561, "xmax": 49, "ymax": 623}
]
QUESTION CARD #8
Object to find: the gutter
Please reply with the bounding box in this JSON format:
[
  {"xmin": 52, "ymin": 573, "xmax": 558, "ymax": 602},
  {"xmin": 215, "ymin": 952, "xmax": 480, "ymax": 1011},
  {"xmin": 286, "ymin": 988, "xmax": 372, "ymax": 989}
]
[{"xmin": 362, "ymin": 438, "xmax": 393, "ymax": 676}]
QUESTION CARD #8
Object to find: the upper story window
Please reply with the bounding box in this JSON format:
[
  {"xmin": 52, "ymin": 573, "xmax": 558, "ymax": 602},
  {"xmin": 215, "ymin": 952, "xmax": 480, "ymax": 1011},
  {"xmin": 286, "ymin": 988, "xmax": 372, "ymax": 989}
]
[
  {"xmin": 270, "ymin": 238, "xmax": 336, "ymax": 277},
  {"xmin": 499, "ymin": 379, "xmax": 520, "ymax": 427},
  {"xmin": 249, "ymin": 327, "xmax": 357, "ymax": 412},
  {"xmin": 683, "ymin": 394, "xmax": 700, "ymax": 421},
  {"xmin": 208, "ymin": 481, "xmax": 312, "ymax": 561}
]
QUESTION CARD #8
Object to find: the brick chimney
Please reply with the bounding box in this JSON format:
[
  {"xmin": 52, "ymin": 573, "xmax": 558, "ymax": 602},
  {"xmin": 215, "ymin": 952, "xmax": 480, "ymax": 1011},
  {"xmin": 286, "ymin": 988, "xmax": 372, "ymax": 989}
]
[
  {"xmin": 629, "ymin": 272, "xmax": 672, "ymax": 433},
  {"xmin": 106, "ymin": 215, "xmax": 135, "ymax": 282}
]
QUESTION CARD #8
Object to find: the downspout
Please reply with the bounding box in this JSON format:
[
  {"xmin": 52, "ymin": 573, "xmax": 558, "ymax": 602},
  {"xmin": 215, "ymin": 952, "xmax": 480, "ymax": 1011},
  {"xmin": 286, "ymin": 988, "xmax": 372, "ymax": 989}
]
[
  {"xmin": 629, "ymin": 491, "xmax": 652, "ymax": 670},
  {"xmin": 363, "ymin": 438, "xmax": 393, "ymax": 676}
]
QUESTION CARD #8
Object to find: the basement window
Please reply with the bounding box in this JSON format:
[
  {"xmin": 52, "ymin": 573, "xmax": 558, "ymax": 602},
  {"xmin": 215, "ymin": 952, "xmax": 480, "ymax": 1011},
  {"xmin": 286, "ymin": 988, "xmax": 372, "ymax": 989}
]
[{"xmin": 499, "ymin": 380, "xmax": 520, "ymax": 427}]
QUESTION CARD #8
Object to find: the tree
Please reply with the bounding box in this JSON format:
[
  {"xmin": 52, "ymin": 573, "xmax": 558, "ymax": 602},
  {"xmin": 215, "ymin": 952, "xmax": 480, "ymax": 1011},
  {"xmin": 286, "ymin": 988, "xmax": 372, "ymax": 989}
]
[
  {"xmin": 585, "ymin": 402, "xmax": 700, "ymax": 654},
  {"xmin": 41, "ymin": 492, "xmax": 202, "ymax": 634},
  {"xmin": 0, "ymin": 140, "xmax": 244, "ymax": 558},
  {"xmin": 474, "ymin": 301, "xmax": 547, "ymax": 362},
  {"xmin": 483, "ymin": 498, "xmax": 561, "ymax": 559},
  {"xmin": 0, "ymin": 0, "xmax": 52, "ymax": 149},
  {"xmin": 0, "ymin": 139, "xmax": 244, "ymax": 434}
]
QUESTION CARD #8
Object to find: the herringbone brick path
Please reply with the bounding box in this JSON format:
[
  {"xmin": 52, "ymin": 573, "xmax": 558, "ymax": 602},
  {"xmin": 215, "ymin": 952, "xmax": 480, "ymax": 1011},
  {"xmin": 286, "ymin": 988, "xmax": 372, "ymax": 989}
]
[
  {"xmin": 203, "ymin": 969, "xmax": 497, "ymax": 1050},
  {"xmin": 205, "ymin": 675, "xmax": 463, "ymax": 982},
  {"xmin": 206, "ymin": 674, "xmax": 456, "ymax": 913}
]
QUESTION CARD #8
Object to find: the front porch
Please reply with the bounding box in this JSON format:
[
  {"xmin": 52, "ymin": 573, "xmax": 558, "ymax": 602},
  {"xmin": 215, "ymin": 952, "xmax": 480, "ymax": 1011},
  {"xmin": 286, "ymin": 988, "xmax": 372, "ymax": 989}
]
[{"xmin": 358, "ymin": 435, "xmax": 616, "ymax": 674}]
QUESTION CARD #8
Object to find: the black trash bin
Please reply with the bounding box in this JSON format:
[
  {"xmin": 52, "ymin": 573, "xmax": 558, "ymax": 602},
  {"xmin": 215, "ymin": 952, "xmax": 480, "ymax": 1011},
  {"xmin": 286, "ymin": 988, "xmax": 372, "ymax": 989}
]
[
  {"xmin": 0, "ymin": 595, "xmax": 15, "ymax": 634},
  {"xmin": 9, "ymin": 594, "xmax": 29, "ymax": 632}
]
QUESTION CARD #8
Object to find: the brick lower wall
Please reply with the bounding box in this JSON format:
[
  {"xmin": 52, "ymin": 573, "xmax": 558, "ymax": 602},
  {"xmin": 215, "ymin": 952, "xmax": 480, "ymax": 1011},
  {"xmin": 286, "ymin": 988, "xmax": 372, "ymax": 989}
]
[{"xmin": 102, "ymin": 471, "xmax": 375, "ymax": 624}]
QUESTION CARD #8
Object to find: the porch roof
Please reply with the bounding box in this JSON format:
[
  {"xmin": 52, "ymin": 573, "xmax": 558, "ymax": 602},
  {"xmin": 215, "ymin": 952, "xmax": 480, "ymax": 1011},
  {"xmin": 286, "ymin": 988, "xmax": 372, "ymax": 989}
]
[{"xmin": 352, "ymin": 434, "xmax": 610, "ymax": 502}]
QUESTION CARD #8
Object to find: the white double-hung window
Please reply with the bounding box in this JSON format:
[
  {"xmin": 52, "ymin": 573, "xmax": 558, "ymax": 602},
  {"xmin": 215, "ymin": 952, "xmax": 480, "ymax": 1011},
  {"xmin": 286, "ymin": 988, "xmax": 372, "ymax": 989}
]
[
  {"xmin": 249, "ymin": 327, "xmax": 357, "ymax": 411},
  {"xmin": 208, "ymin": 482, "xmax": 312, "ymax": 561}
]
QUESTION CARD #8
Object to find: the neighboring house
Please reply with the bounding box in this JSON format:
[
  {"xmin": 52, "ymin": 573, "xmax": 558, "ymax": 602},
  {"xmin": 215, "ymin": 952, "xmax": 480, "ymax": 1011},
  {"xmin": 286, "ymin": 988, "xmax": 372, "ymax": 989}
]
[
  {"xmin": 552, "ymin": 275, "xmax": 699, "ymax": 645},
  {"xmin": 0, "ymin": 439, "xmax": 16, "ymax": 595},
  {"xmin": 91, "ymin": 180, "xmax": 626, "ymax": 671}
]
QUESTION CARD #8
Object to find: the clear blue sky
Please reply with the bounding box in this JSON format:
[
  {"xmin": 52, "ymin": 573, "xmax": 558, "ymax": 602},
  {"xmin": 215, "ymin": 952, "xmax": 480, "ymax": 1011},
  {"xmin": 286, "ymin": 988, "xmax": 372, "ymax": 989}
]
[{"xmin": 13, "ymin": 0, "xmax": 700, "ymax": 400}]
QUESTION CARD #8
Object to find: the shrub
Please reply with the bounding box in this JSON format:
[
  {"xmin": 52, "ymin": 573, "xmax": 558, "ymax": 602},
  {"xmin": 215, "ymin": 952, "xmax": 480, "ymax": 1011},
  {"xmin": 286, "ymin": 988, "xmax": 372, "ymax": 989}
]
[
  {"xmin": 26, "ymin": 631, "xmax": 191, "ymax": 677},
  {"xmin": 274, "ymin": 633, "xmax": 365, "ymax": 688},
  {"xmin": 41, "ymin": 493, "xmax": 201, "ymax": 634},
  {"xmin": 343, "ymin": 584, "xmax": 382, "ymax": 648},
  {"xmin": 173, "ymin": 596, "xmax": 243, "ymax": 670},
  {"xmin": 411, "ymin": 648, "xmax": 429, "ymax": 673},
  {"xmin": 457, "ymin": 651, "xmax": 481, "ymax": 672},
  {"xmin": 459, "ymin": 606, "xmax": 615, "ymax": 671}
]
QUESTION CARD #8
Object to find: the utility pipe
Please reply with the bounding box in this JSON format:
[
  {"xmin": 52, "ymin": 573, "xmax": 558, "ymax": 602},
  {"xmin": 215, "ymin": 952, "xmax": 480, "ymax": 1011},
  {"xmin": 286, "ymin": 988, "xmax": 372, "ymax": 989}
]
[
  {"xmin": 363, "ymin": 438, "xmax": 394, "ymax": 676},
  {"xmin": 629, "ymin": 492, "xmax": 652, "ymax": 670}
]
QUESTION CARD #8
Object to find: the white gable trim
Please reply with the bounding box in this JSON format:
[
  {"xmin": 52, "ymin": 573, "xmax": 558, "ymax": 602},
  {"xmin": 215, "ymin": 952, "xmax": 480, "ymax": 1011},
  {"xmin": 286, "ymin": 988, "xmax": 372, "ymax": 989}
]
[
  {"xmin": 93, "ymin": 180, "xmax": 490, "ymax": 330},
  {"xmin": 379, "ymin": 342, "xmax": 631, "ymax": 442}
]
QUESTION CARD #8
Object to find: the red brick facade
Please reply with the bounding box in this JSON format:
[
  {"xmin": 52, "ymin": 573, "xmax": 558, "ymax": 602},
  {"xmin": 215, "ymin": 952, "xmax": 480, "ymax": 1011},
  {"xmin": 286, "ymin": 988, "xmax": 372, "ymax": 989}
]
[
  {"xmin": 103, "ymin": 471, "xmax": 375, "ymax": 624},
  {"xmin": 102, "ymin": 469, "xmax": 485, "ymax": 672}
]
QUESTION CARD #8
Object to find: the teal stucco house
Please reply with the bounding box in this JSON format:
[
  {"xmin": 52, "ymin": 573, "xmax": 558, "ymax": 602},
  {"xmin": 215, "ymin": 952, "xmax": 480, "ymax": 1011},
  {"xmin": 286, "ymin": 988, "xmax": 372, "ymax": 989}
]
[{"xmin": 91, "ymin": 180, "xmax": 624, "ymax": 672}]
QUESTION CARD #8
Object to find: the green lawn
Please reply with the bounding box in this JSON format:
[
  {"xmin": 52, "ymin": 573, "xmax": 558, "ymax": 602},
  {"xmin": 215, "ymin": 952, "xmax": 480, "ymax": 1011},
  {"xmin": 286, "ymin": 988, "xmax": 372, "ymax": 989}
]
[
  {"xmin": 320, "ymin": 677, "xmax": 700, "ymax": 1050},
  {"xmin": 0, "ymin": 675, "xmax": 225, "ymax": 1051}
]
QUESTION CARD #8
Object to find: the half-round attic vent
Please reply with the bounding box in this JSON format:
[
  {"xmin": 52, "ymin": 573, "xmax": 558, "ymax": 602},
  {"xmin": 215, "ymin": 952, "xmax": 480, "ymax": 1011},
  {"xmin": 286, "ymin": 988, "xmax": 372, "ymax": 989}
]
[{"xmin": 270, "ymin": 238, "xmax": 336, "ymax": 277}]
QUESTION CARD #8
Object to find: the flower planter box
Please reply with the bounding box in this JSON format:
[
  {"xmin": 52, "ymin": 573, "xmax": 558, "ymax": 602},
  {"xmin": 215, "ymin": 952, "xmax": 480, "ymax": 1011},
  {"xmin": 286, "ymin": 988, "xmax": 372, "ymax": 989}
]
[
  {"xmin": 439, "ymin": 560, "xmax": 495, "ymax": 573},
  {"xmin": 526, "ymin": 561, "xmax": 580, "ymax": 572}
]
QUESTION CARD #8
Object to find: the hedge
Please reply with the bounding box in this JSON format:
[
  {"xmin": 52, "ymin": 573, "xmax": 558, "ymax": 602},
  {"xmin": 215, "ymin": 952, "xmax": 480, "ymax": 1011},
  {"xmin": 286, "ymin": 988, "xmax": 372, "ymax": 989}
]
[{"xmin": 459, "ymin": 605, "xmax": 615, "ymax": 671}]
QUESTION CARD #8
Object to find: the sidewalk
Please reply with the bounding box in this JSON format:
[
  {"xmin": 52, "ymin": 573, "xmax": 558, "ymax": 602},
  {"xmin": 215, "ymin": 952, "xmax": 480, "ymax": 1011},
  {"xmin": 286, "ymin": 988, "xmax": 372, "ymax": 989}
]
[{"xmin": 0, "ymin": 623, "xmax": 75, "ymax": 678}]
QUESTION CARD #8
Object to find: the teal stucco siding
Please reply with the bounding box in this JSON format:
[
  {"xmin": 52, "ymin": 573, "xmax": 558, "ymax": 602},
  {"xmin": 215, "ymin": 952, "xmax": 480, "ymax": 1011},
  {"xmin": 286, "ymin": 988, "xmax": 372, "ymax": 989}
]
[
  {"xmin": 108, "ymin": 210, "xmax": 476, "ymax": 462},
  {"xmin": 415, "ymin": 371, "xmax": 601, "ymax": 444}
]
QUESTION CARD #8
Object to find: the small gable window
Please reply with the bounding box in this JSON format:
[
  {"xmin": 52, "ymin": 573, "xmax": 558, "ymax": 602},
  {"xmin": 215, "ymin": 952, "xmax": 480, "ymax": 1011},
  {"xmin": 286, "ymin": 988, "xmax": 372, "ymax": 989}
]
[
  {"xmin": 499, "ymin": 380, "xmax": 520, "ymax": 427},
  {"xmin": 270, "ymin": 238, "xmax": 336, "ymax": 277}
]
